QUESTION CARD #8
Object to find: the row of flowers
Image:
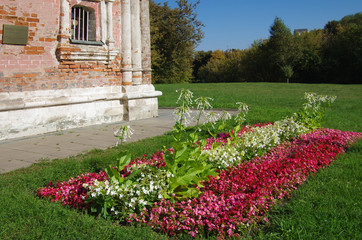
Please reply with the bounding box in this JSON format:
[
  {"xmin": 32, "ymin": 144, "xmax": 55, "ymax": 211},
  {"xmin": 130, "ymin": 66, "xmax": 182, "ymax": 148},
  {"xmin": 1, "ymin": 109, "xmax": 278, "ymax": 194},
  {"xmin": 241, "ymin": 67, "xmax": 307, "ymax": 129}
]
[{"xmin": 203, "ymin": 117, "xmax": 309, "ymax": 168}]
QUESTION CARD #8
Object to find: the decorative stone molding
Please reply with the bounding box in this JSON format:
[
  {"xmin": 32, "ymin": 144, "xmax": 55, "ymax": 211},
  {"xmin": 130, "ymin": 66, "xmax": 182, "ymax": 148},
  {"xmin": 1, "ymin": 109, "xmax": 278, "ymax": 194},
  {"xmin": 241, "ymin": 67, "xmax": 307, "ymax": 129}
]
[
  {"xmin": 0, "ymin": 85, "xmax": 161, "ymax": 112},
  {"xmin": 0, "ymin": 86, "xmax": 125, "ymax": 111},
  {"xmin": 57, "ymin": 45, "xmax": 118, "ymax": 63}
]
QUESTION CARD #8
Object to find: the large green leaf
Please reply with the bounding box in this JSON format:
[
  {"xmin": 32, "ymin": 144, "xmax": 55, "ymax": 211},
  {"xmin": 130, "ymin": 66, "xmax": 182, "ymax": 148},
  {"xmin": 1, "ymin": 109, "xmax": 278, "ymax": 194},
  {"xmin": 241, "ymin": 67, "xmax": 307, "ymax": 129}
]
[
  {"xmin": 117, "ymin": 152, "xmax": 132, "ymax": 171},
  {"xmin": 105, "ymin": 152, "xmax": 132, "ymax": 185},
  {"xmin": 175, "ymin": 145, "xmax": 189, "ymax": 162}
]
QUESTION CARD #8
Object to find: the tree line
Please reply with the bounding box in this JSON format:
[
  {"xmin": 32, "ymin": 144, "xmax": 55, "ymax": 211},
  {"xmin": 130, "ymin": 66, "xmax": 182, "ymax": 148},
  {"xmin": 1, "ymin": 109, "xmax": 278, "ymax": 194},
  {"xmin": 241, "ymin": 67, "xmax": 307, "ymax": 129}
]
[{"xmin": 150, "ymin": 1, "xmax": 362, "ymax": 84}]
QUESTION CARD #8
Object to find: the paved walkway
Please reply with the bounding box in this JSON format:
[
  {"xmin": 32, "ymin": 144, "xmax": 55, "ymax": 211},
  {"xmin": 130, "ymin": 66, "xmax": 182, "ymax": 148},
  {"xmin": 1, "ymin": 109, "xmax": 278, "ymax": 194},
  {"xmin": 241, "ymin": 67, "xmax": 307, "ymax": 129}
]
[
  {"xmin": 0, "ymin": 109, "xmax": 174, "ymax": 174},
  {"xmin": 0, "ymin": 108, "xmax": 235, "ymax": 174}
]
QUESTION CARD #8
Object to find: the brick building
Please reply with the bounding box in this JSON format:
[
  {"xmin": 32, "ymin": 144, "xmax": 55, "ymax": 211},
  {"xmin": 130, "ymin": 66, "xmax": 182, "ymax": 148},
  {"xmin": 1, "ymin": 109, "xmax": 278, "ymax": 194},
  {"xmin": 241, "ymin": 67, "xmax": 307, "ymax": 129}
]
[{"xmin": 0, "ymin": 0, "xmax": 161, "ymax": 141}]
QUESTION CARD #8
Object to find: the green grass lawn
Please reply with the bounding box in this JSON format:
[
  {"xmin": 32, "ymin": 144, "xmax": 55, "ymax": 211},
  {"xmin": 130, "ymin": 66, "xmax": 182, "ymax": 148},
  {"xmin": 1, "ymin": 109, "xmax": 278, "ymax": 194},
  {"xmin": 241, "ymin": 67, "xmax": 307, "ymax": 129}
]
[
  {"xmin": 156, "ymin": 82, "xmax": 362, "ymax": 132},
  {"xmin": 1, "ymin": 82, "xmax": 361, "ymax": 239}
]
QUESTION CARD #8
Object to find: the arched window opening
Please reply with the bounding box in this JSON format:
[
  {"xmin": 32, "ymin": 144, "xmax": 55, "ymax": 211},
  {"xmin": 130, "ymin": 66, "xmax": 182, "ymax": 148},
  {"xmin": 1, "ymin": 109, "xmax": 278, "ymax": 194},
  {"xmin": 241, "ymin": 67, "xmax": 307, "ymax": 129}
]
[{"xmin": 71, "ymin": 6, "xmax": 96, "ymax": 41}]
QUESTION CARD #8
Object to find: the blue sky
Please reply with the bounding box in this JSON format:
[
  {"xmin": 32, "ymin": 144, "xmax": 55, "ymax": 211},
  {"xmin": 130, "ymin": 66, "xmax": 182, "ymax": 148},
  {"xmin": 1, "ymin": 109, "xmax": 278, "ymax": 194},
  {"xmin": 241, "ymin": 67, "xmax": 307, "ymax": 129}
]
[{"xmin": 153, "ymin": 0, "xmax": 362, "ymax": 51}]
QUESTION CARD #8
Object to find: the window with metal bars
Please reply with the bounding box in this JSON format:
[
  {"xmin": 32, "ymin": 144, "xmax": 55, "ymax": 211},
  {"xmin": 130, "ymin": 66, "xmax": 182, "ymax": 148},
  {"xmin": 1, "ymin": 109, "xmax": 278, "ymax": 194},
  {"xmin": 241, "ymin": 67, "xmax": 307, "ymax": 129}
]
[{"xmin": 71, "ymin": 6, "xmax": 96, "ymax": 42}]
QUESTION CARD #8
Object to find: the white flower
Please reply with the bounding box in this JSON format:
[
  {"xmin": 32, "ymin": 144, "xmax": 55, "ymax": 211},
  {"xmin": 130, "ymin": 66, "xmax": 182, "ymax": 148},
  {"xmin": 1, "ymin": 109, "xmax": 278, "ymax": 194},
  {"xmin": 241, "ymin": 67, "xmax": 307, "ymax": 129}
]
[
  {"xmin": 195, "ymin": 97, "xmax": 213, "ymax": 110},
  {"xmin": 204, "ymin": 111, "xmax": 219, "ymax": 124},
  {"xmin": 220, "ymin": 111, "xmax": 231, "ymax": 121},
  {"xmin": 142, "ymin": 187, "xmax": 149, "ymax": 195},
  {"xmin": 114, "ymin": 125, "xmax": 134, "ymax": 144},
  {"xmin": 176, "ymin": 88, "xmax": 194, "ymax": 105},
  {"xmin": 236, "ymin": 102, "xmax": 249, "ymax": 113}
]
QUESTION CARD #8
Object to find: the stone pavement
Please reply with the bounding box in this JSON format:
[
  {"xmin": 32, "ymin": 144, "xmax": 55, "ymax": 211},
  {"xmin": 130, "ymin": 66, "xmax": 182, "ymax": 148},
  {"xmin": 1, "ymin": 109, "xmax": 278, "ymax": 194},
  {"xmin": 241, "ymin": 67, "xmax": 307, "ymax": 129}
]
[
  {"xmin": 0, "ymin": 109, "xmax": 175, "ymax": 174},
  {"xmin": 0, "ymin": 108, "xmax": 236, "ymax": 174}
]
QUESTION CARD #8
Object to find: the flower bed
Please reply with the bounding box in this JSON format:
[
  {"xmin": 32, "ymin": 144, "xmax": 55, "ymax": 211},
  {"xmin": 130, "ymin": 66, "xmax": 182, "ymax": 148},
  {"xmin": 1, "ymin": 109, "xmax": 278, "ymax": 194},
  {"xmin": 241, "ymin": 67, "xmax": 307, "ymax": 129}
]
[
  {"xmin": 129, "ymin": 129, "xmax": 360, "ymax": 238},
  {"xmin": 37, "ymin": 91, "xmax": 361, "ymax": 238},
  {"xmin": 37, "ymin": 123, "xmax": 266, "ymax": 211},
  {"xmin": 37, "ymin": 127, "xmax": 361, "ymax": 238}
]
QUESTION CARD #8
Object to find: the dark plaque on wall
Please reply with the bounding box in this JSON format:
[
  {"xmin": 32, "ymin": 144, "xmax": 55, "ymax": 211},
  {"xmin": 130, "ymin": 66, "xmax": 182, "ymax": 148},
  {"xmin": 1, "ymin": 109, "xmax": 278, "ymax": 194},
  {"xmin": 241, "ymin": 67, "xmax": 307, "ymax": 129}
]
[{"xmin": 2, "ymin": 24, "xmax": 28, "ymax": 45}]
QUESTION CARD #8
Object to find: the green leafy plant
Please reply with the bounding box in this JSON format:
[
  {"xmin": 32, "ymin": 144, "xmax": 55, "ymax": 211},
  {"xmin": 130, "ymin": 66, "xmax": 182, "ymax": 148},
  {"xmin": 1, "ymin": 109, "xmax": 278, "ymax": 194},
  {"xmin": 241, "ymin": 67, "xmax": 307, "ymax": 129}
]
[
  {"xmin": 105, "ymin": 153, "xmax": 132, "ymax": 184},
  {"xmin": 108, "ymin": 125, "xmax": 134, "ymax": 184},
  {"xmin": 164, "ymin": 133, "xmax": 218, "ymax": 200}
]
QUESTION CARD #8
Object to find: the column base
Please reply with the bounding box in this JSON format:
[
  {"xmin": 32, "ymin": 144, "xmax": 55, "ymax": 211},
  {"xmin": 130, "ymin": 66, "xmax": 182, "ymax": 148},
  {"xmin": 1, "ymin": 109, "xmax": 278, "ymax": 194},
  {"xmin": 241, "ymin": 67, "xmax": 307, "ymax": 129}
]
[{"xmin": 122, "ymin": 84, "xmax": 162, "ymax": 121}]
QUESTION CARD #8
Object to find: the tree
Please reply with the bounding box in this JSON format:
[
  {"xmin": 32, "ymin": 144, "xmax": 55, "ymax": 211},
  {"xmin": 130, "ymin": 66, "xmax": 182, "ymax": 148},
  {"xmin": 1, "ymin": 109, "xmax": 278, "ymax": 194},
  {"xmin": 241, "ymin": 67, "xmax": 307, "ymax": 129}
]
[
  {"xmin": 321, "ymin": 12, "xmax": 362, "ymax": 83},
  {"xmin": 240, "ymin": 39, "xmax": 275, "ymax": 82},
  {"xmin": 292, "ymin": 29, "xmax": 324, "ymax": 83},
  {"xmin": 340, "ymin": 12, "xmax": 362, "ymax": 27},
  {"xmin": 192, "ymin": 50, "xmax": 212, "ymax": 82},
  {"xmin": 266, "ymin": 17, "xmax": 302, "ymax": 82},
  {"xmin": 150, "ymin": 0, "xmax": 204, "ymax": 83},
  {"xmin": 197, "ymin": 50, "xmax": 227, "ymax": 82},
  {"xmin": 196, "ymin": 49, "xmax": 248, "ymax": 83},
  {"xmin": 322, "ymin": 24, "xmax": 362, "ymax": 83}
]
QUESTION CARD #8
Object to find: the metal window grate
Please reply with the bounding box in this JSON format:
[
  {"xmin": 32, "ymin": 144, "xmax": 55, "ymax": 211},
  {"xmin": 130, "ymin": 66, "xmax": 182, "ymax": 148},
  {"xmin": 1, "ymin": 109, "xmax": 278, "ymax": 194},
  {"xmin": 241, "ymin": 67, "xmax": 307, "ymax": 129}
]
[{"xmin": 71, "ymin": 6, "xmax": 89, "ymax": 41}]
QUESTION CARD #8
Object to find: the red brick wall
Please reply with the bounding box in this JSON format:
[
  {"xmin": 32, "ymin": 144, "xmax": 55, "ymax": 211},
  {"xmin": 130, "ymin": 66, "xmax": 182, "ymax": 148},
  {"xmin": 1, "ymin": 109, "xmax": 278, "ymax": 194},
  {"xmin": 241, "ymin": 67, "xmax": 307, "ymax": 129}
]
[{"xmin": 0, "ymin": 0, "xmax": 123, "ymax": 93}]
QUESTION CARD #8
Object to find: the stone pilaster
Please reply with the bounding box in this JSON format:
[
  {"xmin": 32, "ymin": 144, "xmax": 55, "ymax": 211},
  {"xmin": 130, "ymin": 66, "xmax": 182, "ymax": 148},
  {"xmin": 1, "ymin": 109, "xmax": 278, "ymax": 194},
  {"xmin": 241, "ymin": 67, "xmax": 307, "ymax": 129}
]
[
  {"xmin": 58, "ymin": 0, "xmax": 71, "ymax": 44},
  {"xmin": 131, "ymin": 0, "xmax": 142, "ymax": 85},
  {"xmin": 100, "ymin": 1, "xmax": 107, "ymax": 43},
  {"xmin": 106, "ymin": 0, "xmax": 115, "ymax": 48},
  {"xmin": 121, "ymin": 0, "xmax": 132, "ymax": 85},
  {"xmin": 140, "ymin": 0, "xmax": 152, "ymax": 84}
]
